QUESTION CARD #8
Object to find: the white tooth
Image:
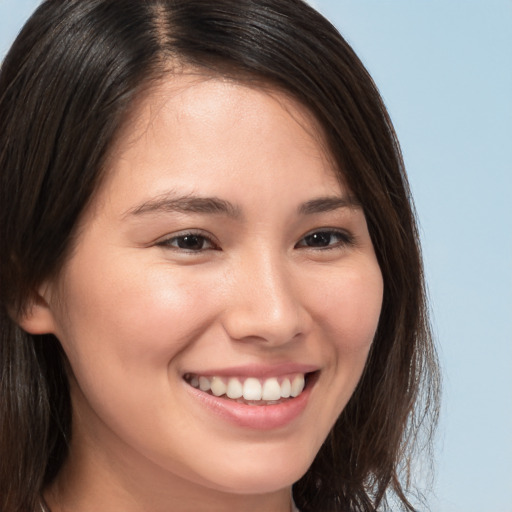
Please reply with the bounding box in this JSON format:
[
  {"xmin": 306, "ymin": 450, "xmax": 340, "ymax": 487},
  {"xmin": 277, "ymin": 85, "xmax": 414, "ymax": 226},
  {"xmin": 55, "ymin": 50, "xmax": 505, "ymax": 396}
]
[
  {"xmin": 226, "ymin": 377, "xmax": 243, "ymax": 399},
  {"xmin": 290, "ymin": 375, "xmax": 305, "ymax": 397},
  {"xmin": 210, "ymin": 377, "xmax": 227, "ymax": 396},
  {"xmin": 280, "ymin": 378, "xmax": 291, "ymax": 398},
  {"xmin": 190, "ymin": 375, "xmax": 199, "ymax": 388},
  {"xmin": 243, "ymin": 378, "xmax": 262, "ymax": 400},
  {"xmin": 262, "ymin": 378, "xmax": 281, "ymax": 401},
  {"xmin": 199, "ymin": 376, "xmax": 211, "ymax": 392}
]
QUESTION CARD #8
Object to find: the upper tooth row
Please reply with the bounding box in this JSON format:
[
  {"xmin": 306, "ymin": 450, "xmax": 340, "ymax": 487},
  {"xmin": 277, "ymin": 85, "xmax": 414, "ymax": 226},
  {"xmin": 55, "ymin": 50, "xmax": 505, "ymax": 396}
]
[{"xmin": 189, "ymin": 375, "xmax": 305, "ymax": 400}]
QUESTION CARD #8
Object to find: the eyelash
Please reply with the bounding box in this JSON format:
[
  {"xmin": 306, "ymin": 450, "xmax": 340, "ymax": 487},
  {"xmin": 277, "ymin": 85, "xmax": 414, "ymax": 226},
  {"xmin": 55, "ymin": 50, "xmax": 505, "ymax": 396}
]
[{"xmin": 156, "ymin": 229, "xmax": 354, "ymax": 253}]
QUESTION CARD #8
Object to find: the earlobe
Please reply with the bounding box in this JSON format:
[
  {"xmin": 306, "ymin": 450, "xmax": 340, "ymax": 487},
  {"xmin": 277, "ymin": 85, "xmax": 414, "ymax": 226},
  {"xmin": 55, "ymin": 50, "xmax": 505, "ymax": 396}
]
[{"xmin": 15, "ymin": 285, "xmax": 58, "ymax": 335}]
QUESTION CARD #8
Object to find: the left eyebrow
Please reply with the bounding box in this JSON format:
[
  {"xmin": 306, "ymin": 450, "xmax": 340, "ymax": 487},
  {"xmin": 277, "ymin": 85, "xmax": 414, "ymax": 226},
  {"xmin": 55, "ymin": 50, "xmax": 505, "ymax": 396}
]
[
  {"xmin": 124, "ymin": 193, "xmax": 242, "ymax": 219},
  {"xmin": 298, "ymin": 195, "xmax": 361, "ymax": 215}
]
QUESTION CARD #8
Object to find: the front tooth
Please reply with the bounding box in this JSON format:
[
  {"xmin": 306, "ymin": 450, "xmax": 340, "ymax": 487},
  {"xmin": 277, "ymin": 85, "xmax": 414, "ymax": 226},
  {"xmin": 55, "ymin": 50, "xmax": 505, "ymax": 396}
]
[
  {"xmin": 290, "ymin": 375, "xmax": 305, "ymax": 397},
  {"xmin": 199, "ymin": 376, "xmax": 211, "ymax": 392},
  {"xmin": 226, "ymin": 377, "xmax": 243, "ymax": 399},
  {"xmin": 280, "ymin": 378, "xmax": 291, "ymax": 398},
  {"xmin": 210, "ymin": 377, "xmax": 227, "ymax": 396},
  {"xmin": 243, "ymin": 378, "xmax": 262, "ymax": 400},
  {"xmin": 262, "ymin": 378, "xmax": 281, "ymax": 401}
]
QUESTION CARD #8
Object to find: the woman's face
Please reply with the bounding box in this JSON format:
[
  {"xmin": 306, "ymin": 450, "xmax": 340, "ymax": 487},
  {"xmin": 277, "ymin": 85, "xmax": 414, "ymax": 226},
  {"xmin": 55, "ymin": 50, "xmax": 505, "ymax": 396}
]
[{"xmin": 42, "ymin": 75, "xmax": 383, "ymax": 498}]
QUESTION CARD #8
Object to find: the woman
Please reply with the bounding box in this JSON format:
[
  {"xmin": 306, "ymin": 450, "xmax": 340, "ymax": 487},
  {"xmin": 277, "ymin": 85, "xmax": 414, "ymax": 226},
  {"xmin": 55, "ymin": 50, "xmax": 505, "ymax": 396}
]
[{"xmin": 0, "ymin": 1, "xmax": 440, "ymax": 511}]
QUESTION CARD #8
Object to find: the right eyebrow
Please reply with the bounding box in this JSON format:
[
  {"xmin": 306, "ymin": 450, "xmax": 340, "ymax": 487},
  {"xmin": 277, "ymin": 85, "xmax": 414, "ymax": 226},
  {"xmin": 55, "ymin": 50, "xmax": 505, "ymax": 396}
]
[
  {"xmin": 123, "ymin": 193, "xmax": 243, "ymax": 219},
  {"xmin": 298, "ymin": 195, "xmax": 361, "ymax": 215}
]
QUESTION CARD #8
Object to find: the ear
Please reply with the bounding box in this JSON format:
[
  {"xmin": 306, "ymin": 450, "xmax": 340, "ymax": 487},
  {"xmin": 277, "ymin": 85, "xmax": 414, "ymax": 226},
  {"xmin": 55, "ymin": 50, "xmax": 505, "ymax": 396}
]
[{"xmin": 15, "ymin": 284, "xmax": 58, "ymax": 335}]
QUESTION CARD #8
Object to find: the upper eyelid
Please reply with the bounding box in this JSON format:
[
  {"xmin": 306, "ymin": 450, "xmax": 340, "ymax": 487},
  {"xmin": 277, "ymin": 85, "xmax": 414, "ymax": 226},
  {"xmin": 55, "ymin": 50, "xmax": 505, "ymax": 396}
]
[
  {"xmin": 295, "ymin": 228, "xmax": 355, "ymax": 247},
  {"xmin": 299, "ymin": 227, "xmax": 353, "ymax": 239}
]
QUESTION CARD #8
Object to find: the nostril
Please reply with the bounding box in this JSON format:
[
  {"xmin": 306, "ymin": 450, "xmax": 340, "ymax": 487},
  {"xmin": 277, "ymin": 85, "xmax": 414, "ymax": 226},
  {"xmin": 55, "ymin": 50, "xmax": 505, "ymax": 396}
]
[{"xmin": 221, "ymin": 306, "xmax": 305, "ymax": 346}]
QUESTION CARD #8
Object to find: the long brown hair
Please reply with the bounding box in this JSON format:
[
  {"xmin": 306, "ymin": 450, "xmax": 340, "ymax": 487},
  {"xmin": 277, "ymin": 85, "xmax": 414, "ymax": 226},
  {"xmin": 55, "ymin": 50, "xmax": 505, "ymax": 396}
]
[{"xmin": 0, "ymin": 1, "xmax": 440, "ymax": 511}]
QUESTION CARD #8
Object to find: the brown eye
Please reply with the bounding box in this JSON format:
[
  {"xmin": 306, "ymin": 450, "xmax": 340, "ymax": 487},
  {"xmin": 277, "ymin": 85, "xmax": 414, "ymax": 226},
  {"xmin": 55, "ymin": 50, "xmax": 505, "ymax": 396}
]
[
  {"xmin": 296, "ymin": 230, "xmax": 353, "ymax": 249},
  {"xmin": 175, "ymin": 235, "xmax": 208, "ymax": 250},
  {"xmin": 303, "ymin": 232, "xmax": 333, "ymax": 247},
  {"xmin": 158, "ymin": 233, "xmax": 218, "ymax": 252}
]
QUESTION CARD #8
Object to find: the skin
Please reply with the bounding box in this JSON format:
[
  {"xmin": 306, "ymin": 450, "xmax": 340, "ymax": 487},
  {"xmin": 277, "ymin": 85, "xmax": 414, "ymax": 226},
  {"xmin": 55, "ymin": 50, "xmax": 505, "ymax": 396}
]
[{"xmin": 21, "ymin": 74, "xmax": 383, "ymax": 512}]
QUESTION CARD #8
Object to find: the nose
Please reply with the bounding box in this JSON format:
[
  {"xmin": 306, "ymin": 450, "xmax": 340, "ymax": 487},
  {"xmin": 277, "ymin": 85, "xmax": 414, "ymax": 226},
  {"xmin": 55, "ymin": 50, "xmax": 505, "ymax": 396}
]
[{"xmin": 221, "ymin": 252, "xmax": 307, "ymax": 347}]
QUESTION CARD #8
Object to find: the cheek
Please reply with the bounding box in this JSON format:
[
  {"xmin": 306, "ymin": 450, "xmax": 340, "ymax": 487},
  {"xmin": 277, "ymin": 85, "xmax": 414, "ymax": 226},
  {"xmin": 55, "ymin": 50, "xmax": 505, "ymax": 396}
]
[
  {"xmin": 314, "ymin": 262, "xmax": 383, "ymax": 353},
  {"xmin": 311, "ymin": 262, "xmax": 383, "ymax": 409},
  {"xmin": 51, "ymin": 255, "xmax": 220, "ymax": 375}
]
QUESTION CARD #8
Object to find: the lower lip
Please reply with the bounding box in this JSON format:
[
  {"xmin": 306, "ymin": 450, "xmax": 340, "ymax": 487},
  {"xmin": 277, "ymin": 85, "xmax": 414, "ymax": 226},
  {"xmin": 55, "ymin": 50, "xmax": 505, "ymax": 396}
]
[{"xmin": 184, "ymin": 374, "xmax": 316, "ymax": 430}]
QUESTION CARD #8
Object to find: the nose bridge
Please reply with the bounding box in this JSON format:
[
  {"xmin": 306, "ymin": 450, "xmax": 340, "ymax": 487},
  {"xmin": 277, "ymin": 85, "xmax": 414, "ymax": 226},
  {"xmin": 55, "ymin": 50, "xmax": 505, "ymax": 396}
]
[{"xmin": 223, "ymin": 247, "xmax": 303, "ymax": 344}]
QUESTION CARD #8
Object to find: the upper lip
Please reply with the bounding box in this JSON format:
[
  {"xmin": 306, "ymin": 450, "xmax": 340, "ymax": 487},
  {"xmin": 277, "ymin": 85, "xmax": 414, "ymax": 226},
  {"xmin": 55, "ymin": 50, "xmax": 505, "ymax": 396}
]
[{"xmin": 182, "ymin": 363, "xmax": 320, "ymax": 379}]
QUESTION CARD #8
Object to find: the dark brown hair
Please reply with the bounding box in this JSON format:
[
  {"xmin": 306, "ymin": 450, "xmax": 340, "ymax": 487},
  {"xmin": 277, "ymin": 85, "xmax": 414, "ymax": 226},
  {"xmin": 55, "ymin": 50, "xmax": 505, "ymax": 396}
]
[{"xmin": 0, "ymin": 1, "xmax": 440, "ymax": 511}]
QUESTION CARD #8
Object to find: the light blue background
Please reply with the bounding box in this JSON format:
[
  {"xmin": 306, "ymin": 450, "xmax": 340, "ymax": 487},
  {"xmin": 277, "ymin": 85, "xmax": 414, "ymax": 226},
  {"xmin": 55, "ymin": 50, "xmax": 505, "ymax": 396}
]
[{"xmin": 1, "ymin": 1, "xmax": 511, "ymax": 511}]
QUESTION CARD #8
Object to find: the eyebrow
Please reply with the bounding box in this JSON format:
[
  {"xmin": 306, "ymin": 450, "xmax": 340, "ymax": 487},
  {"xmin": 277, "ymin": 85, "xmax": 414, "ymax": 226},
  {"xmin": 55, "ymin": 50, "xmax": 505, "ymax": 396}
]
[
  {"xmin": 125, "ymin": 192, "xmax": 359, "ymax": 219},
  {"xmin": 125, "ymin": 193, "xmax": 242, "ymax": 219},
  {"xmin": 298, "ymin": 195, "xmax": 360, "ymax": 215}
]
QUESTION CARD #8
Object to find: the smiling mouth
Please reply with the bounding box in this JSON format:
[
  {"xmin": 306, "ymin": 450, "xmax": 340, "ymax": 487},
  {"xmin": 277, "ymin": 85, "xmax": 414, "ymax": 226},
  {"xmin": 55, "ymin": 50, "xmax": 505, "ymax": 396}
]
[{"xmin": 183, "ymin": 373, "xmax": 315, "ymax": 406}]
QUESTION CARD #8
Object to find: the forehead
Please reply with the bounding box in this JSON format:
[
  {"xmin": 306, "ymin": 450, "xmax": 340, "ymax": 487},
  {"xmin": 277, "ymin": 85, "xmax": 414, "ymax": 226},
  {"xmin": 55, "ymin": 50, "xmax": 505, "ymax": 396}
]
[
  {"xmin": 85, "ymin": 72, "xmax": 344, "ymax": 221},
  {"xmin": 109, "ymin": 70, "xmax": 335, "ymax": 169}
]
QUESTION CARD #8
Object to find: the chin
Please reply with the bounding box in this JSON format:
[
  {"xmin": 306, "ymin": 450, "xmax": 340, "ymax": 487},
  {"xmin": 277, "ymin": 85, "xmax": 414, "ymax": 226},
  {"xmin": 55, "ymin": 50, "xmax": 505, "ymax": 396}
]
[{"xmin": 195, "ymin": 446, "xmax": 314, "ymax": 495}]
